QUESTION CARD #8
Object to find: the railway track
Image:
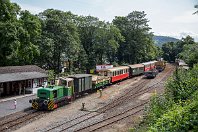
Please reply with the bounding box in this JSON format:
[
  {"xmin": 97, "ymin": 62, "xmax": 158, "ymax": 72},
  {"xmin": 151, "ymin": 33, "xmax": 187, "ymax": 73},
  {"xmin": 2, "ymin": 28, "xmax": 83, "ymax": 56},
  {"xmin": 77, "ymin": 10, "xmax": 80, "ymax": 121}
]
[
  {"xmin": 43, "ymin": 79, "xmax": 150, "ymax": 132},
  {"xmin": 0, "ymin": 109, "xmax": 45, "ymax": 132},
  {"xmin": 43, "ymin": 65, "xmax": 174, "ymax": 132},
  {"xmin": 76, "ymin": 100, "xmax": 149, "ymax": 132},
  {"xmin": 75, "ymin": 66, "xmax": 174, "ymax": 132}
]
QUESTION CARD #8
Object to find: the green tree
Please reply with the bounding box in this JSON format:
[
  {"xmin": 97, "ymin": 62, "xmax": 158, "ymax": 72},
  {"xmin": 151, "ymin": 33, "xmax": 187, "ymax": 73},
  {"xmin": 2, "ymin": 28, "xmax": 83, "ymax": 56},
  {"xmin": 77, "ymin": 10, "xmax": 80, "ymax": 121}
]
[
  {"xmin": 38, "ymin": 9, "xmax": 80, "ymax": 73},
  {"xmin": 0, "ymin": 0, "xmax": 20, "ymax": 66},
  {"xmin": 113, "ymin": 11, "xmax": 157, "ymax": 64},
  {"xmin": 0, "ymin": 0, "xmax": 42, "ymax": 66}
]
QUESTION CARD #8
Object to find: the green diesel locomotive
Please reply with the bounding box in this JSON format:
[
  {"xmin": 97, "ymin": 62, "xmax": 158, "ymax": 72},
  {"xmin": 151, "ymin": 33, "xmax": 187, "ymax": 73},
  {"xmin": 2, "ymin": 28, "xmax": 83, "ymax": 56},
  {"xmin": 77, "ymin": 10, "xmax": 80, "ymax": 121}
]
[
  {"xmin": 29, "ymin": 77, "xmax": 74, "ymax": 110},
  {"xmin": 30, "ymin": 74, "xmax": 110, "ymax": 110}
]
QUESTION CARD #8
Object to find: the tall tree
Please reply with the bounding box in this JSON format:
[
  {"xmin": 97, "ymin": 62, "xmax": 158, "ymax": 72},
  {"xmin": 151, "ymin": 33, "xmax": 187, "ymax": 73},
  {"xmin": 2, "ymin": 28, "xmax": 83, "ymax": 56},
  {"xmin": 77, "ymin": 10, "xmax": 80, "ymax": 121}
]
[
  {"xmin": 77, "ymin": 16, "xmax": 124, "ymax": 71},
  {"xmin": 77, "ymin": 16, "xmax": 100, "ymax": 70},
  {"xmin": 38, "ymin": 9, "xmax": 80, "ymax": 73},
  {"xmin": 0, "ymin": 0, "xmax": 20, "ymax": 65},
  {"xmin": 113, "ymin": 11, "xmax": 157, "ymax": 64}
]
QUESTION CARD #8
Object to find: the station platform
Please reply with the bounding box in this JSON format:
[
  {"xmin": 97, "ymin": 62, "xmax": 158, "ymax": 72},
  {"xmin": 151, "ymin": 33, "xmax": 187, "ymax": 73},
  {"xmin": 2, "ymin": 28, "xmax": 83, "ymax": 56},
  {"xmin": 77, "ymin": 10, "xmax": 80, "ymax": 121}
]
[{"xmin": 0, "ymin": 94, "xmax": 36, "ymax": 118}]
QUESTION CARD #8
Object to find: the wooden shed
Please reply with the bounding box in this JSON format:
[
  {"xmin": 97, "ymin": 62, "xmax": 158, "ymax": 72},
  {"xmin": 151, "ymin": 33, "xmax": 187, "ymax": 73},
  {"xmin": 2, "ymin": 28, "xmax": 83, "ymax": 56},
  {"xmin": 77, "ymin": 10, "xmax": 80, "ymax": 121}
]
[{"xmin": 0, "ymin": 65, "xmax": 47, "ymax": 97}]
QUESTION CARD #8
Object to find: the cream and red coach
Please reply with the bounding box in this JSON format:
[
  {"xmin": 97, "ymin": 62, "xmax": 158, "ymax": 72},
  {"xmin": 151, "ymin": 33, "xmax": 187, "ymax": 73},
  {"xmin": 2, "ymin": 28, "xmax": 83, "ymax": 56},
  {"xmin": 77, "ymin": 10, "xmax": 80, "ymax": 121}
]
[{"xmin": 99, "ymin": 66, "xmax": 130, "ymax": 83}]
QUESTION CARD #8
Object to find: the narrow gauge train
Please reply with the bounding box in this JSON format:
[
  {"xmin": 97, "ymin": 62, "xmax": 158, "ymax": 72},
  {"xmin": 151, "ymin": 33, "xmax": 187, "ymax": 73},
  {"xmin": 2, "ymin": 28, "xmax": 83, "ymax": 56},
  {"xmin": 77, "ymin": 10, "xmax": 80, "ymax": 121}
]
[{"xmin": 30, "ymin": 60, "xmax": 165, "ymax": 110}]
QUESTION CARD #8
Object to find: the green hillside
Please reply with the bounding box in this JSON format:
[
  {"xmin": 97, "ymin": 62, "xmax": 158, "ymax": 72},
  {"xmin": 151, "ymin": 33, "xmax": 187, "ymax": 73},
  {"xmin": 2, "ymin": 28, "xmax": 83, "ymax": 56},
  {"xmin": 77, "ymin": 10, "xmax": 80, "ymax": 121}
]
[{"xmin": 153, "ymin": 35, "xmax": 179, "ymax": 47}]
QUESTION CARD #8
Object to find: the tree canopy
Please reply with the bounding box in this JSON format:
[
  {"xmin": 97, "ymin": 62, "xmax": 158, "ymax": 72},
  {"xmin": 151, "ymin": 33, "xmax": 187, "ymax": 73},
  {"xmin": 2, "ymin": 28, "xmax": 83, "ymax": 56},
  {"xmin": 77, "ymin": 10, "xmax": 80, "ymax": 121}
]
[{"xmin": 0, "ymin": 0, "xmax": 178, "ymax": 73}]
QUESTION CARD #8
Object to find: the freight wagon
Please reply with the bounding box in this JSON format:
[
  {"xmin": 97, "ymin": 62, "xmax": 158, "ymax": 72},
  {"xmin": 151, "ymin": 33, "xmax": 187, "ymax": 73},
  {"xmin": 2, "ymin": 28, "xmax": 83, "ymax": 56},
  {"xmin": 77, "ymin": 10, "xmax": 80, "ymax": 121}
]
[{"xmin": 68, "ymin": 74, "xmax": 92, "ymax": 97}]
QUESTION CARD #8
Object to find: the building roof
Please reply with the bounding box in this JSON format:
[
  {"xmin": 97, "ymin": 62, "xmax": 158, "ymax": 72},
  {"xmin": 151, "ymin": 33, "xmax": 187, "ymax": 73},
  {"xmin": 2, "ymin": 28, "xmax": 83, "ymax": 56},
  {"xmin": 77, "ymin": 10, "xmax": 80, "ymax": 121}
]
[
  {"xmin": 0, "ymin": 72, "xmax": 47, "ymax": 83},
  {"xmin": 0, "ymin": 65, "xmax": 46, "ymax": 74},
  {"xmin": 0, "ymin": 65, "xmax": 47, "ymax": 83}
]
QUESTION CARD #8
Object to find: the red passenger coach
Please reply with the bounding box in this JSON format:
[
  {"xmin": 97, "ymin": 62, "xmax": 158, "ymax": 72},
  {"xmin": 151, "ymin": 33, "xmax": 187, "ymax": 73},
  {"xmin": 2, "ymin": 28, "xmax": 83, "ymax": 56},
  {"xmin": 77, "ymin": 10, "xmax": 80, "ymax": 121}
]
[
  {"xmin": 107, "ymin": 66, "xmax": 129, "ymax": 83},
  {"xmin": 142, "ymin": 62, "xmax": 152, "ymax": 72},
  {"xmin": 99, "ymin": 66, "xmax": 129, "ymax": 83},
  {"xmin": 142, "ymin": 61, "xmax": 157, "ymax": 72},
  {"xmin": 150, "ymin": 61, "xmax": 157, "ymax": 70}
]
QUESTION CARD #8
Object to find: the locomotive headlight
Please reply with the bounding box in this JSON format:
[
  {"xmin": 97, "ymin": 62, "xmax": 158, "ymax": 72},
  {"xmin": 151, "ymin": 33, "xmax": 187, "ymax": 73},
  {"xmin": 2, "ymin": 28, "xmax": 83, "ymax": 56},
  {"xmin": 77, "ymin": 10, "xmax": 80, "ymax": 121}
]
[
  {"xmin": 43, "ymin": 100, "xmax": 48, "ymax": 105},
  {"xmin": 29, "ymin": 99, "xmax": 32, "ymax": 103}
]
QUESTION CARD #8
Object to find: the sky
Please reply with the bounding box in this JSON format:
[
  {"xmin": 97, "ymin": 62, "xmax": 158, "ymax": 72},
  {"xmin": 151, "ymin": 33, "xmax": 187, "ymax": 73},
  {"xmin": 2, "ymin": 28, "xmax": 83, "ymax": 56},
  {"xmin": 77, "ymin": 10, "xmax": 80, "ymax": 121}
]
[{"xmin": 11, "ymin": 0, "xmax": 198, "ymax": 41}]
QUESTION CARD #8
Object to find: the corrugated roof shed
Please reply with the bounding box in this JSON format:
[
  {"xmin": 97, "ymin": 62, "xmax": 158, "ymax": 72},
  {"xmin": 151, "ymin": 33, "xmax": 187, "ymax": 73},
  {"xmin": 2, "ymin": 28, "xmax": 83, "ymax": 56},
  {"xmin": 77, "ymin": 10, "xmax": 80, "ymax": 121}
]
[
  {"xmin": 0, "ymin": 65, "xmax": 47, "ymax": 83},
  {"xmin": 0, "ymin": 65, "xmax": 46, "ymax": 74}
]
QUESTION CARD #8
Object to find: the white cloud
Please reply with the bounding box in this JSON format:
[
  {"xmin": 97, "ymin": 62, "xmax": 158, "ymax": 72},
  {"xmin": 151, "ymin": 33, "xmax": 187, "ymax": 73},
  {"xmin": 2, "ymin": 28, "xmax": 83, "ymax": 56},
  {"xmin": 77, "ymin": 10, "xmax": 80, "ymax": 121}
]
[
  {"xmin": 170, "ymin": 10, "xmax": 198, "ymax": 23},
  {"xmin": 20, "ymin": 4, "xmax": 44, "ymax": 14}
]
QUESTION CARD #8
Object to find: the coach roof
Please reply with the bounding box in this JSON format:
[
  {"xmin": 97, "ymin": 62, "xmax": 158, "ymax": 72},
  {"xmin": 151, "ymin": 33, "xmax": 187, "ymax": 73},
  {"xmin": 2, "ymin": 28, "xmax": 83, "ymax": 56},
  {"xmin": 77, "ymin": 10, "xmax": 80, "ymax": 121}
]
[{"xmin": 128, "ymin": 64, "xmax": 144, "ymax": 68}]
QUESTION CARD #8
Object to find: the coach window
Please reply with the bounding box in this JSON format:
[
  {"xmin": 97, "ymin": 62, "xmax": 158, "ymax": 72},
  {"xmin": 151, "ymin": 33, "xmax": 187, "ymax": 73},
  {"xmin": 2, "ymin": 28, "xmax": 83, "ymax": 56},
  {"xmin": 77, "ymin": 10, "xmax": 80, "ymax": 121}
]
[{"xmin": 104, "ymin": 71, "xmax": 107, "ymax": 76}]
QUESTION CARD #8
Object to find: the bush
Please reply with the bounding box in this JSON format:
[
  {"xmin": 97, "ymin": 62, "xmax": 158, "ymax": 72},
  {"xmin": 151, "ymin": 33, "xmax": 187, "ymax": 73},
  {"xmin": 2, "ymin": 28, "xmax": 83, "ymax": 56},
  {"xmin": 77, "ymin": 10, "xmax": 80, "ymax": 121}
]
[
  {"xmin": 136, "ymin": 64, "xmax": 198, "ymax": 132},
  {"xmin": 148, "ymin": 92, "xmax": 198, "ymax": 132}
]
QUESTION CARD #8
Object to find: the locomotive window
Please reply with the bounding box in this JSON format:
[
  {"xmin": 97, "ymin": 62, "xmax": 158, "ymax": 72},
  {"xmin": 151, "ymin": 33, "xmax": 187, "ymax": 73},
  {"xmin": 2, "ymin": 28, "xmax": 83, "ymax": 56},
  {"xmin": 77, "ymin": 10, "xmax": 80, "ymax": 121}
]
[
  {"xmin": 68, "ymin": 81, "xmax": 73, "ymax": 87},
  {"xmin": 40, "ymin": 92, "xmax": 46, "ymax": 95},
  {"xmin": 53, "ymin": 90, "xmax": 57, "ymax": 98}
]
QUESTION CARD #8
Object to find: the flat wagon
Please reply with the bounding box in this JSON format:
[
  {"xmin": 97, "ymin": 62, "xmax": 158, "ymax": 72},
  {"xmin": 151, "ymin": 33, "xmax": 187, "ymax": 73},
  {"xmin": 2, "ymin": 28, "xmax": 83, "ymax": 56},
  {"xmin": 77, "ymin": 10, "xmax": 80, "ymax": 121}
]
[{"xmin": 92, "ymin": 75, "xmax": 110, "ymax": 89}]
